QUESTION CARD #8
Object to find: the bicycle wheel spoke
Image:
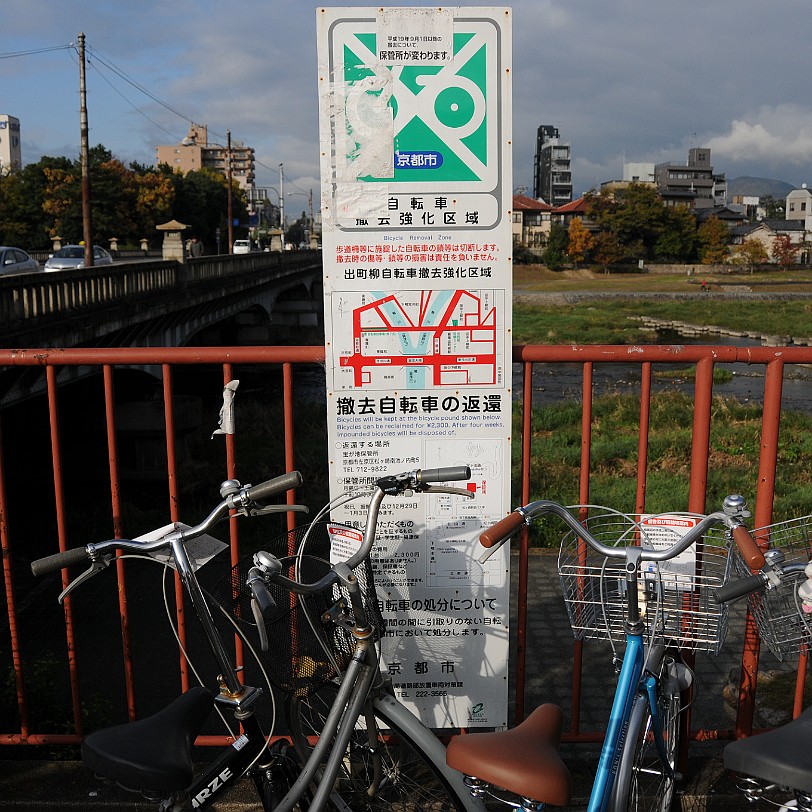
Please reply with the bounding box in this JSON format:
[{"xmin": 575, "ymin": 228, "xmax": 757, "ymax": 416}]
[{"xmin": 286, "ymin": 683, "xmax": 467, "ymax": 812}]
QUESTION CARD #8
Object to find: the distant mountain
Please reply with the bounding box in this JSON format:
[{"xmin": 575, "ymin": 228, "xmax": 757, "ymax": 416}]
[{"xmin": 727, "ymin": 176, "xmax": 796, "ymax": 200}]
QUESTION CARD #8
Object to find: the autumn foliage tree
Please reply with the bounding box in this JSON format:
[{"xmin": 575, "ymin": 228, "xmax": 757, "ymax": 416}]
[
  {"xmin": 567, "ymin": 217, "xmax": 595, "ymax": 268},
  {"xmin": 772, "ymin": 234, "xmax": 798, "ymax": 269},
  {"xmin": 0, "ymin": 143, "xmax": 246, "ymax": 250},
  {"xmin": 733, "ymin": 238, "xmax": 769, "ymax": 273},
  {"xmin": 697, "ymin": 216, "xmax": 730, "ymax": 264}
]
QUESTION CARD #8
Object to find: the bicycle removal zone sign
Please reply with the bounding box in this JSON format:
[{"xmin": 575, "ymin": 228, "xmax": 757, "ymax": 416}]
[{"xmin": 317, "ymin": 6, "xmax": 512, "ymax": 728}]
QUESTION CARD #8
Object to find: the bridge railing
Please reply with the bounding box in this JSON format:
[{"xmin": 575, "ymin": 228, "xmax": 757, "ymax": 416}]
[
  {"xmin": 0, "ymin": 343, "xmax": 805, "ymax": 747},
  {"xmin": 0, "ymin": 251, "xmax": 322, "ymax": 331}
]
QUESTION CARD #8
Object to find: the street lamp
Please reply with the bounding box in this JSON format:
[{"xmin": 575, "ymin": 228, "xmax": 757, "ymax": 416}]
[{"xmin": 226, "ymin": 130, "xmax": 233, "ymax": 254}]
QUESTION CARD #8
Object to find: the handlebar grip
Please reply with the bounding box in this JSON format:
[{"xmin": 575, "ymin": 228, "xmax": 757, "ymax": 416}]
[
  {"xmin": 248, "ymin": 570, "xmax": 279, "ymax": 620},
  {"xmin": 31, "ymin": 546, "xmax": 90, "ymax": 577},
  {"xmin": 713, "ymin": 573, "xmax": 768, "ymax": 604},
  {"xmin": 732, "ymin": 525, "xmax": 766, "ymax": 570},
  {"xmin": 480, "ymin": 511, "xmax": 526, "ymax": 549},
  {"xmin": 419, "ymin": 466, "xmax": 471, "ymax": 484},
  {"xmin": 245, "ymin": 471, "xmax": 303, "ymax": 502}
]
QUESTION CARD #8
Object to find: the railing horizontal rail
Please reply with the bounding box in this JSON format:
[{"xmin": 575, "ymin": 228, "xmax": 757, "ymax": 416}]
[{"xmin": 0, "ymin": 343, "xmax": 806, "ymax": 749}]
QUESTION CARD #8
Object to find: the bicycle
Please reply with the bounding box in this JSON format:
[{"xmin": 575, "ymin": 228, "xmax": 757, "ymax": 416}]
[
  {"xmin": 716, "ymin": 512, "xmax": 812, "ymax": 811},
  {"xmin": 31, "ymin": 466, "xmax": 486, "ymax": 812},
  {"xmin": 445, "ymin": 494, "xmax": 760, "ymax": 812}
]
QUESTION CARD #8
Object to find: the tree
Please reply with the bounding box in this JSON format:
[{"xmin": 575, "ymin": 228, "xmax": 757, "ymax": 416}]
[
  {"xmin": 542, "ymin": 223, "xmax": 569, "ymax": 271},
  {"xmin": 733, "ymin": 238, "xmax": 769, "ymax": 273},
  {"xmin": 587, "ymin": 183, "xmax": 672, "ymax": 261},
  {"xmin": 567, "ymin": 217, "xmax": 595, "ymax": 268},
  {"xmin": 697, "ymin": 216, "xmax": 729, "ymax": 264},
  {"xmin": 654, "ymin": 206, "xmax": 698, "ymax": 262},
  {"xmin": 772, "ymin": 233, "xmax": 798, "ymax": 269},
  {"xmin": 592, "ymin": 231, "xmax": 624, "ymax": 273}
]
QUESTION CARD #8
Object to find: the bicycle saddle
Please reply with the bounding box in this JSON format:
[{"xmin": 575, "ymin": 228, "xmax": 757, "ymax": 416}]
[
  {"xmin": 725, "ymin": 704, "xmax": 812, "ymax": 793},
  {"xmin": 446, "ymin": 703, "xmax": 571, "ymax": 806},
  {"xmin": 81, "ymin": 686, "xmax": 214, "ymax": 795}
]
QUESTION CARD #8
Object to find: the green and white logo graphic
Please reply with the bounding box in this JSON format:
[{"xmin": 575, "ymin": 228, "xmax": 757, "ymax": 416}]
[{"xmin": 331, "ymin": 17, "xmax": 500, "ymax": 189}]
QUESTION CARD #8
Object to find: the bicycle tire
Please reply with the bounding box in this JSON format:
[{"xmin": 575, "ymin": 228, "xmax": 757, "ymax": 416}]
[
  {"xmin": 285, "ymin": 681, "xmax": 471, "ymax": 812},
  {"xmin": 611, "ymin": 664, "xmax": 681, "ymax": 812}
]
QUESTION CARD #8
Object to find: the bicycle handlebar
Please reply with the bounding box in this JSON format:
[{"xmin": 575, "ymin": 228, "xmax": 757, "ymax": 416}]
[
  {"xmin": 480, "ymin": 498, "xmax": 749, "ymax": 565},
  {"xmin": 31, "ymin": 471, "xmax": 305, "ymax": 579},
  {"xmin": 31, "ymin": 545, "xmax": 93, "ymax": 577},
  {"xmin": 245, "ymin": 470, "xmax": 303, "ymax": 502},
  {"xmin": 256, "ymin": 467, "xmax": 474, "ymax": 598}
]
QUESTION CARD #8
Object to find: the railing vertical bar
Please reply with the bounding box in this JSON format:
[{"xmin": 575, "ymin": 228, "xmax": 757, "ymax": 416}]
[
  {"xmin": 46, "ymin": 365, "xmax": 84, "ymax": 736},
  {"xmin": 0, "ymin": 403, "xmax": 29, "ymax": 738},
  {"xmin": 515, "ymin": 360, "xmax": 533, "ymax": 724},
  {"xmin": 223, "ymin": 363, "xmax": 244, "ymax": 673},
  {"xmin": 102, "ymin": 364, "xmax": 137, "ymax": 721},
  {"xmin": 635, "ymin": 362, "xmax": 652, "ymax": 513},
  {"xmin": 736, "ymin": 357, "xmax": 784, "ymax": 736},
  {"xmin": 282, "ymin": 362, "xmax": 298, "ymax": 533},
  {"xmin": 680, "ymin": 355, "xmax": 715, "ymax": 767},
  {"xmin": 571, "ymin": 362, "xmax": 594, "ymax": 735},
  {"xmin": 162, "ymin": 363, "xmax": 189, "ymax": 692}
]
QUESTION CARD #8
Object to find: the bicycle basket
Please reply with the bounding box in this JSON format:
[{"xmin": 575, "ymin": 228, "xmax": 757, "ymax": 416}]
[
  {"xmin": 730, "ymin": 515, "xmax": 812, "ymax": 661},
  {"xmin": 209, "ymin": 522, "xmax": 383, "ymax": 697},
  {"xmin": 557, "ymin": 511, "xmax": 732, "ymax": 653}
]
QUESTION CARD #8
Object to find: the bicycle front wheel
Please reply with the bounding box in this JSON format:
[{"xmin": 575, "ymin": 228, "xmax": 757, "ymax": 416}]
[
  {"xmin": 613, "ymin": 675, "xmax": 681, "ymax": 812},
  {"xmin": 286, "ymin": 682, "xmax": 471, "ymax": 812}
]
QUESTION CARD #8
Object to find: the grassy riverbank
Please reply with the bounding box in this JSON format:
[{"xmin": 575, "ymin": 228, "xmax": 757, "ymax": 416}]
[
  {"xmin": 515, "ymin": 390, "xmax": 812, "ymax": 546},
  {"xmin": 513, "ymin": 266, "xmax": 812, "ymax": 345},
  {"xmin": 509, "ymin": 267, "xmax": 812, "ymax": 542}
]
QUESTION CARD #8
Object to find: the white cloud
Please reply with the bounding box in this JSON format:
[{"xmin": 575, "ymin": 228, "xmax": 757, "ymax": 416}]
[{"xmin": 707, "ymin": 105, "xmax": 812, "ymax": 167}]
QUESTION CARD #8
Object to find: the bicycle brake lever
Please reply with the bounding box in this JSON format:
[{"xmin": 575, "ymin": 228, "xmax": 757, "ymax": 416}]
[
  {"xmin": 420, "ymin": 485, "xmax": 475, "ymax": 498},
  {"xmin": 58, "ymin": 553, "xmax": 115, "ymax": 604},
  {"xmin": 243, "ymin": 504, "xmax": 310, "ymax": 518}
]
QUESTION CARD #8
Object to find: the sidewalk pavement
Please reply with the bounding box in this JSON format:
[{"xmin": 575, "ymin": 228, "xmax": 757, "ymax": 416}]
[{"xmin": 1, "ymin": 550, "xmax": 790, "ymax": 810}]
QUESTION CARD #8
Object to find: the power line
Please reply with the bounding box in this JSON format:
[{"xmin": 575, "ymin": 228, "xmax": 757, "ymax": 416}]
[{"xmin": 0, "ymin": 44, "xmax": 73, "ymax": 60}]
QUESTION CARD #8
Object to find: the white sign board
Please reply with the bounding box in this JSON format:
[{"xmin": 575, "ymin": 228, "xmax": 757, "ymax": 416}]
[{"xmin": 317, "ymin": 6, "xmax": 512, "ymax": 728}]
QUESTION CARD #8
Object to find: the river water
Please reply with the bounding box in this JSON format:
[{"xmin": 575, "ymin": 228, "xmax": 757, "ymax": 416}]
[{"xmin": 512, "ymin": 330, "xmax": 812, "ymax": 414}]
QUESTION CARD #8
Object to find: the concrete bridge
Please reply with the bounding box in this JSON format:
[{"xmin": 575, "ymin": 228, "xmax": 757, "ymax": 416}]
[{"xmin": 0, "ymin": 251, "xmax": 324, "ymax": 350}]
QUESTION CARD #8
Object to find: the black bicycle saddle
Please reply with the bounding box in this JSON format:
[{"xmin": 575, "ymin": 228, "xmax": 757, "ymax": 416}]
[
  {"xmin": 725, "ymin": 704, "xmax": 812, "ymax": 793},
  {"xmin": 81, "ymin": 686, "xmax": 214, "ymax": 795}
]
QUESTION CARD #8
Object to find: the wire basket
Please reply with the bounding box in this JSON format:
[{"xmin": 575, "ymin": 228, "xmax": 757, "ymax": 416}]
[
  {"xmin": 558, "ymin": 510, "xmax": 733, "ymax": 654},
  {"xmin": 730, "ymin": 515, "xmax": 812, "ymax": 661},
  {"xmin": 210, "ymin": 522, "xmax": 383, "ymax": 697}
]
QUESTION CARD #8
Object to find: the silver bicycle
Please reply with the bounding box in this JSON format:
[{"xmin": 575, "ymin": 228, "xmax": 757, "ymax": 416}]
[{"xmin": 31, "ymin": 467, "xmax": 485, "ymax": 812}]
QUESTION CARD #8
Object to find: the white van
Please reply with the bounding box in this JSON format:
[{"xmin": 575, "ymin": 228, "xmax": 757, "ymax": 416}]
[{"xmin": 233, "ymin": 239, "xmax": 251, "ymax": 254}]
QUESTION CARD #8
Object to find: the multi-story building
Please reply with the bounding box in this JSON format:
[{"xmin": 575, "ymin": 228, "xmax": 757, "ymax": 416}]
[
  {"xmin": 155, "ymin": 124, "xmax": 255, "ymax": 191},
  {"xmin": 0, "ymin": 115, "xmax": 22, "ymax": 172},
  {"xmin": 533, "ymin": 124, "xmax": 573, "ymax": 207},
  {"xmin": 654, "ymin": 147, "xmax": 727, "ymax": 209},
  {"xmin": 512, "ymin": 193, "xmax": 553, "ymax": 249}
]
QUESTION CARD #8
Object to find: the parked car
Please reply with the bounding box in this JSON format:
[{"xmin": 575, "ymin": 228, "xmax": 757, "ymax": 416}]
[
  {"xmin": 44, "ymin": 245, "xmax": 113, "ymax": 271},
  {"xmin": 232, "ymin": 239, "xmax": 251, "ymax": 254},
  {"xmin": 0, "ymin": 246, "xmax": 40, "ymax": 276}
]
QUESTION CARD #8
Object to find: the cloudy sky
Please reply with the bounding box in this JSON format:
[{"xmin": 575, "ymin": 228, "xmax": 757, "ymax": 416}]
[{"xmin": 3, "ymin": 0, "xmax": 812, "ymax": 204}]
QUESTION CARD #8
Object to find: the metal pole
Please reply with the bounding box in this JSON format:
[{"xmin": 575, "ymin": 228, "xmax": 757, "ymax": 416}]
[
  {"xmin": 279, "ymin": 163, "xmax": 285, "ymax": 247},
  {"xmin": 227, "ymin": 130, "xmax": 234, "ymax": 254},
  {"xmin": 77, "ymin": 33, "xmax": 93, "ymax": 267}
]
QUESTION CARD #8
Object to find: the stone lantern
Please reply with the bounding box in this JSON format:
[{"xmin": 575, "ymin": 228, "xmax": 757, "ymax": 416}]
[{"xmin": 156, "ymin": 220, "xmax": 189, "ymax": 263}]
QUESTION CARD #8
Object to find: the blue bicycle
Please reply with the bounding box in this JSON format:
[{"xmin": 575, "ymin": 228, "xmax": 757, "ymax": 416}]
[{"xmin": 446, "ymin": 495, "xmax": 759, "ymax": 812}]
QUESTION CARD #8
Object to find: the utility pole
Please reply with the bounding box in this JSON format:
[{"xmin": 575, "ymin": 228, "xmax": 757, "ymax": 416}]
[
  {"xmin": 226, "ymin": 130, "xmax": 233, "ymax": 254},
  {"xmin": 78, "ymin": 33, "xmax": 93, "ymax": 267},
  {"xmin": 279, "ymin": 163, "xmax": 285, "ymax": 247}
]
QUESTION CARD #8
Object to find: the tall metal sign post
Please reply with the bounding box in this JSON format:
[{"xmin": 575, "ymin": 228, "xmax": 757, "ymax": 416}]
[{"xmin": 317, "ymin": 6, "xmax": 512, "ymax": 728}]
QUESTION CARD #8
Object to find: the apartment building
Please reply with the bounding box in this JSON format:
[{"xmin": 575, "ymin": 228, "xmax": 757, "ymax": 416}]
[
  {"xmin": 0, "ymin": 115, "xmax": 22, "ymax": 172},
  {"xmin": 156, "ymin": 124, "xmax": 255, "ymax": 191},
  {"xmin": 532, "ymin": 124, "xmax": 573, "ymax": 207},
  {"xmin": 654, "ymin": 147, "xmax": 727, "ymax": 209}
]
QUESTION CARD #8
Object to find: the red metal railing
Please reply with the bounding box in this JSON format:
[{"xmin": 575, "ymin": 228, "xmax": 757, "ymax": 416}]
[{"xmin": 1, "ymin": 343, "xmax": 808, "ymax": 748}]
